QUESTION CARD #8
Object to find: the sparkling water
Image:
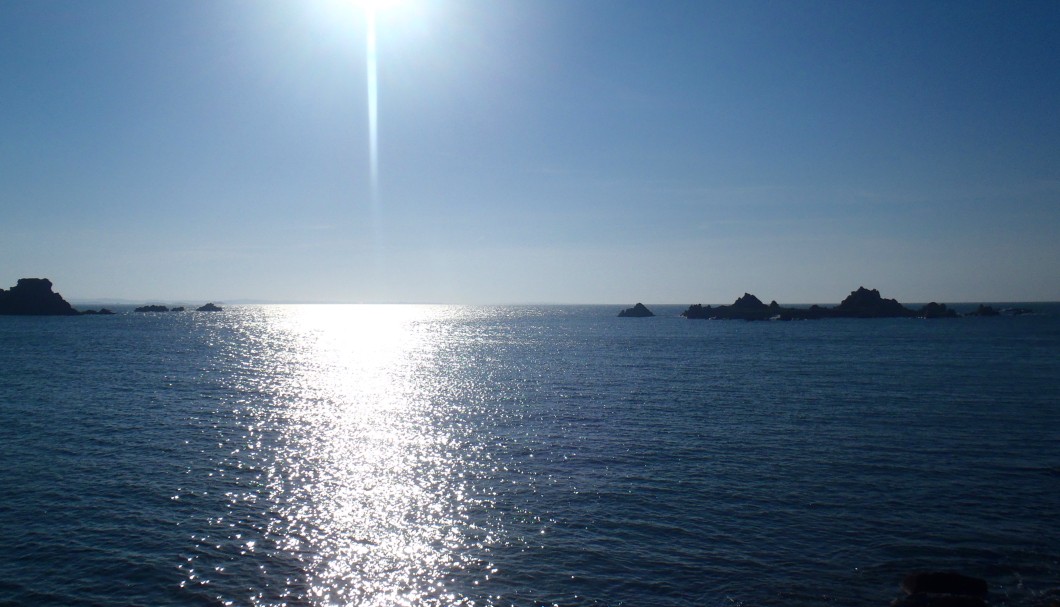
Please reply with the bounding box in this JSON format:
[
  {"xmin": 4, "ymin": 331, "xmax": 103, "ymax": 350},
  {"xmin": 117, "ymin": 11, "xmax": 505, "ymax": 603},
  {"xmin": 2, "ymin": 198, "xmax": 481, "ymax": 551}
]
[{"xmin": 1, "ymin": 304, "xmax": 1058, "ymax": 606}]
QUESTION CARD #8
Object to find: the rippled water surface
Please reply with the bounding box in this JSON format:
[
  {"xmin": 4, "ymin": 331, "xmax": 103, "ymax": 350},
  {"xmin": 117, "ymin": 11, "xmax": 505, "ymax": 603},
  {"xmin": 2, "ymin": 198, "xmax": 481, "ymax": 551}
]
[{"xmin": 1, "ymin": 305, "xmax": 1058, "ymax": 606}]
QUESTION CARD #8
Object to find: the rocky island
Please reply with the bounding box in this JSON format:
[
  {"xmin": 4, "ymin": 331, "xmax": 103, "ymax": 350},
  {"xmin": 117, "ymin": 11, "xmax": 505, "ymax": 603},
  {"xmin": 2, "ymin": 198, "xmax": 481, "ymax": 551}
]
[
  {"xmin": 966, "ymin": 304, "xmax": 1000, "ymax": 317},
  {"xmin": 80, "ymin": 308, "xmax": 115, "ymax": 315},
  {"xmin": 135, "ymin": 302, "xmax": 223, "ymax": 312},
  {"xmin": 683, "ymin": 287, "xmax": 971, "ymax": 321},
  {"xmin": 618, "ymin": 303, "xmax": 654, "ymax": 317},
  {"xmin": 683, "ymin": 293, "xmax": 783, "ymax": 321},
  {"xmin": 0, "ymin": 278, "xmax": 80, "ymax": 315}
]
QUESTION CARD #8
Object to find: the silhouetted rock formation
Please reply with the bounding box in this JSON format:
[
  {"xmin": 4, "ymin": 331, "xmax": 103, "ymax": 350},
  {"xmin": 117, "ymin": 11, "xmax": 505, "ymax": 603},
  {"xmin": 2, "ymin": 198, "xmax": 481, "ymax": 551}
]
[
  {"xmin": 918, "ymin": 302, "xmax": 958, "ymax": 319},
  {"xmin": 966, "ymin": 304, "xmax": 1000, "ymax": 317},
  {"xmin": 728, "ymin": 293, "xmax": 773, "ymax": 319},
  {"xmin": 732, "ymin": 293, "xmax": 766, "ymax": 309},
  {"xmin": 834, "ymin": 286, "xmax": 915, "ymax": 318},
  {"xmin": 681, "ymin": 303, "xmax": 712, "ymax": 319},
  {"xmin": 0, "ymin": 278, "xmax": 79, "ymax": 316},
  {"xmin": 892, "ymin": 571, "xmax": 988, "ymax": 607},
  {"xmin": 683, "ymin": 292, "xmax": 792, "ymax": 320},
  {"xmin": 618, "ymin": 303, "xmax": 654, "ymax": 317},
  {"xmin": 80, "ymin": 308, "xmax": 115, "ymax": 315},
  {"xmin": 682, "ymin": 293, "xmax": 773, "ymax": 320},
  {"xmin": 681, "ymin": 287, "xmax": 955, "ymax": 321},
  {"xmin": 129, "ymin": 303, "xmax": 225, "ymax": 313}
]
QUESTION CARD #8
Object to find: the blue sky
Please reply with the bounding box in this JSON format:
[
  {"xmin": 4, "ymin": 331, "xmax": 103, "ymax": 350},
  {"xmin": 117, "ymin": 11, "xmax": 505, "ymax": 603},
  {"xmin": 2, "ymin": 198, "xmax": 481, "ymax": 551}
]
[{"xmin": 2, "ymin": 0, "xmax": 1058, "ymax": 303}]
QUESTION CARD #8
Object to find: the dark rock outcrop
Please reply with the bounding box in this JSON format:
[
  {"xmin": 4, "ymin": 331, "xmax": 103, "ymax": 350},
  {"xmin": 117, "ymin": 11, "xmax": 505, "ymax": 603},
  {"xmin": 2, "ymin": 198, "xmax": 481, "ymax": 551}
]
[
  {"xmin": 892, "ymin": 571, "xmax": 988, "ymax": 607},
  {"xmin": 681, "ymin": 303, "xmax": 714, "ymax": 319},
  {"xmin": 170, "ymin": 306, "xmax": 186, "ymax": 312},
  {"xmin": 834, "ymin": 286, "xmax": 915, "ymax": 318},
  {"xmin": 732, "ymin": 293, "xmax": 767, "ymax": 310},
  {"xmin": 80, "ymin": 308, "xmax": 115, "ymax": 315},
  {"xmin": 0, "ymin": 278, "xmax": 79, "ymax": 316},
  {"xmin": 901, "ymin": 572, "xmax": 988, "ymax": 597},
  {"xmin": 918, "ymin": 302, "xmax": 958, "ymax": 319},
  {"xmin": 965, "ymin": 305, "xmax": 1000, "ymax": 317},
  {"xmin": 196, "ymin": 303, "xmax": 222, "ymax": 312},
  {"xmin": 683, "ymin": 287, "xmax": 934, "ymax": 321},
  {"xmin": 618, "ymin": 303, "xmax": 654, "ymax": 317},
  {"xmin": 683, "ymin": 293, "xmax": 774, "ymax": 320},
  {"xmin": 135, "ymin": 305, "xmax": 169, "ymax": 312}
]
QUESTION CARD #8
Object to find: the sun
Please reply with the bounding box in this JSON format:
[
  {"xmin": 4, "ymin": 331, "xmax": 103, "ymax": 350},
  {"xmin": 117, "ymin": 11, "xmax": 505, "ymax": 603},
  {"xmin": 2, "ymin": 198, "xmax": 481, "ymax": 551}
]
[
  {"xmin": 313, "ymin": 0, "xmax": 409, "ymax": 25},
  {"xmin": 355, "ymin": 0, "xmax": 406, "ymax": 16}
]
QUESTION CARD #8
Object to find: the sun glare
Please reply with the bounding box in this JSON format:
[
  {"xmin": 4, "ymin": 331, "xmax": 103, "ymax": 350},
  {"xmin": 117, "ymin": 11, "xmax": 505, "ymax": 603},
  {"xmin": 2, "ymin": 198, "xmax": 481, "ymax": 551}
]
[
  {"xmin": 355, "ymin": 0, "xmax": 406, "ymax": 15},
  {"xmin": 310, "ymin": 0, "xmax": 422, "ymax": 273}
]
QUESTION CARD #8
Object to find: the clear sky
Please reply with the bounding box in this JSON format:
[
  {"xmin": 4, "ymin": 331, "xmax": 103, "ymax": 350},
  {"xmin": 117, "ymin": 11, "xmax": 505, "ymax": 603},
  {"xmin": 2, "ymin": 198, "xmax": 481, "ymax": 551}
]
[{"xmin": 2, "ymin": 0, "xmax": 1058, "ymax": 304}]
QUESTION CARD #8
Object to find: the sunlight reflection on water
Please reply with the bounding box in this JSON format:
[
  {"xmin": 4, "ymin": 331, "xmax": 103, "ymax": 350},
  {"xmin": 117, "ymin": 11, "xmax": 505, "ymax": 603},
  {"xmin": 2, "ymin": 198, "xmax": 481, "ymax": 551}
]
[
  {"xmin": 210, "ymin": 305, "xmax": 499, "ymax": 606},
  {"xmin": 15, "ymin": 304, "xmax": 1055, "ymax": 606}
]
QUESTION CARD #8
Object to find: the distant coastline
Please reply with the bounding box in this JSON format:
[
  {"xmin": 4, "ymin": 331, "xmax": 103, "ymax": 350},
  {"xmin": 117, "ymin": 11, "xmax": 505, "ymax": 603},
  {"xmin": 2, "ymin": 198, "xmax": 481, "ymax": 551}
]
[
  {"xmin": 0, "ymin": 278, "xmax": 222, "ymax": 316},
  {"xmin": 0, "ymin": 277, "xmax": 1047, "ymax": 317}
]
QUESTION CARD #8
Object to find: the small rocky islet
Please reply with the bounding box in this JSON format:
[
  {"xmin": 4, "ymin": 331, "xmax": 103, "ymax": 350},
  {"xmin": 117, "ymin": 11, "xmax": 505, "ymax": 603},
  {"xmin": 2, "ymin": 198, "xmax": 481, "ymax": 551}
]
[
  {"xmin": 0, "ymin": 278, "xmax": 221, "ymax": 315},
  {"xmin": 618, "ymin": 302, "xmax": 655, "ymax": 317}
]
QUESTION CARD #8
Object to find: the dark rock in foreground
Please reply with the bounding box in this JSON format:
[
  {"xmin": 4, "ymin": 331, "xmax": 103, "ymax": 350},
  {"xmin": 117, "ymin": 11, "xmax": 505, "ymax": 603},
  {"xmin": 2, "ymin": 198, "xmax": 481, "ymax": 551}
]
[
  {"xmin": 0, "ymin": 278, "xmax": 79, "ymax": 316},
  {"xmin": 892, "ymin": 571, "xmax": 988, "ymax": 607},
  {"xmin": 901, "ymin": 572, "xmax": 988, "ymax": 597},
  {"xmin": 618, "ymin": 303, "xmax": 654, "ymax": 317},
  {"xmin": 197, "ymin": 303, "xmax": 222, "ymax": 312},
  {"xmin": 135, "ymin": 305, "xmax": 169, "ymax": 312}
]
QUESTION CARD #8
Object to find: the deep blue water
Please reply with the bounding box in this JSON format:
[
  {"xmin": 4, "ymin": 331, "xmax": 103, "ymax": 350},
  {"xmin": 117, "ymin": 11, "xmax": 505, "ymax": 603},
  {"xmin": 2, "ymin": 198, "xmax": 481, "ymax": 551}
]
[{"xmin": 1, "ymin": 304, "xmax": 1058, "ymax": 607}]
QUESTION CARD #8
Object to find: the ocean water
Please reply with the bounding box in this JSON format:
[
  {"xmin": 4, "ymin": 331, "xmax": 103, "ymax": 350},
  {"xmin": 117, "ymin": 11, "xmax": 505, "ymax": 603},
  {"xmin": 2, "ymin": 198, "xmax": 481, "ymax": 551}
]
[{"xmin": 1, "ymin": 304, "xmax": 1058, "ymax": 607}]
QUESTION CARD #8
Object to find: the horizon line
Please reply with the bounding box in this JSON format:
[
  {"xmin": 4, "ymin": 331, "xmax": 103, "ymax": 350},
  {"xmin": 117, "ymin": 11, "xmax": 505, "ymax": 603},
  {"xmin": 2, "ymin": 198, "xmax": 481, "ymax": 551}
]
[{"xmin": 67, "ymin": 298, "xmax": 1060, "ymax": 307}]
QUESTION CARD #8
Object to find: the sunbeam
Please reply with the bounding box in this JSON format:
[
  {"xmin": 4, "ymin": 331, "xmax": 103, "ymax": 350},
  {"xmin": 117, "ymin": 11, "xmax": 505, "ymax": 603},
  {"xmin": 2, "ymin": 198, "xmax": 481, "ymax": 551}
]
[{"xmin": 365, "ymin": 7, "xmax": 379, "ymax": 210}]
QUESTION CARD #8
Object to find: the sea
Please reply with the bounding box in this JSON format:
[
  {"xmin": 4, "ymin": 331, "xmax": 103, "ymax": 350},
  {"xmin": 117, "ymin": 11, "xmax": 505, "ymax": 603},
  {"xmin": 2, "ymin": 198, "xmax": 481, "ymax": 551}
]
[{"xmin": 1, "ymin": 304, "xmax": 1058, "ymax": 607}]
